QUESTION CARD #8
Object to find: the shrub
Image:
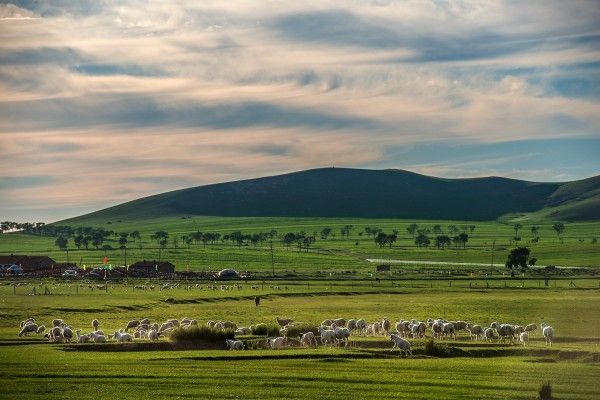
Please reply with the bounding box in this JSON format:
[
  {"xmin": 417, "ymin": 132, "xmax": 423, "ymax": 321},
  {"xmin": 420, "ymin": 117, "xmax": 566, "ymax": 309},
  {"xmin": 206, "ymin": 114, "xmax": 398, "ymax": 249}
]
[
  {"xmin": 251, "ymin": 323, "xmax": 280, "ymax": 336},
  {"xmin": 282, "ymin": 323, "xmax": 319, "ymax": 338},
  {"xmin": 539, "ymin": 382, "xmax": 552, "ymax": 400},
  {"xmin": 423, "ymin": 338, "xmax": 448, "ymax": 357},
  {"xmin": 169, "ymin": 326, "xmax": 234, "ymax": 344}
]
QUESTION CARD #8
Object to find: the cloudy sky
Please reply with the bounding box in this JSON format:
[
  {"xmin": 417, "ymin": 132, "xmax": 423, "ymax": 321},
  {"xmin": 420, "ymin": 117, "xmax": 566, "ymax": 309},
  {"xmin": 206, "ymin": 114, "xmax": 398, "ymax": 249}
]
[{"xmin": 0, "ymin": 1, "xmax": 599, "ymax": 221}]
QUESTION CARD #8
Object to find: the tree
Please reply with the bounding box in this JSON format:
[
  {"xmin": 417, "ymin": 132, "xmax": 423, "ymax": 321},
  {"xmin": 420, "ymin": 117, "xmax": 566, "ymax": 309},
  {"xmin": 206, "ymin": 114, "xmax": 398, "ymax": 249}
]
[
  {"xmin": 552, "ymin": 223, "xmax": 565, "ymax": 243},
  {"xmin": 150, "ymin": 230, "xmax": 169, "ymax": 246},
  {"xmin": 301, "ymin": 235, "xmax": 316, "ymax": 252},
  {"xmin": 158, "ymin": 238, "xmax": 168, "ymax": 262},
  {"xmin": 130, "ymin": 230, "xmax": 141, "ymax": 249},
  {"xmin": 101, "ymin": 244, "xmax": 112, "ymax": 256},
  {"xmin": 448, "ymin": 225, "xmax": 459, "ymax": 235},
  {"xmin": 118, "ymin": 233, "xmax": 128, "ymax": 265},
  {"xmin": 340, "ymin": 225, "xmax": 353, "ymax": 239},
  {"xmin": 81, "ymin": 235, "xmax": 91, "ymax": 250},
  {"xmin": 415, "ymin": 233, "xmax": 430, "ymax": 248},
  {"xmin": 432, "ymin": 225, "xmax": 442, "ymax": 235},
  {"xmin": 407, "ymin": 223, "xmax": 419, "ymax": 237},
  {"xmin": 435, "ymin": 235, "xmax": 451, "ymax": 249},
  {"xmin": 74, "ymin": 234, "xmax": 83, "ymax": 249},
  {"xmin": 469, "ymin": 225, "xmax": 476, "ymax": 234},
  {"xmin": 365, "ymin": 226, "xmax": 381, "ymax": 237},
  {"xmin": 513, "ymin": 223, "xmax": 523, "ymax": 237},
  {"xmin": 320, "ymin": 227, "xmax": 332, "ymax": 239},
  {"xmin": 456, "ymin": 233, "xmax": 469, "ymax": 249},
  {"xmin": 505, "ymin": 247, "xmax": 533, "ymax": 272},
  {"xmin": 282, "ymin": 233, "xmax": 297, "ymax": 250},
  {"xmin": 55, "ymin": 235, "xmax": 69, "ymax": 263},
  {"xmin": 374, "ymin": 232, "xmax": 396, "ymax": 248}
]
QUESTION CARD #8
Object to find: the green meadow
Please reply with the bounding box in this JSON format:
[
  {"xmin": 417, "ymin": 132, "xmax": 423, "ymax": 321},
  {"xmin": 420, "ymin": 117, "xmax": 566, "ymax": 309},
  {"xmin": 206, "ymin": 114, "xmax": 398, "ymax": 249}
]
[{"xmin": 1, "ymin": 217, "xmax": 599, "ymax": 274}]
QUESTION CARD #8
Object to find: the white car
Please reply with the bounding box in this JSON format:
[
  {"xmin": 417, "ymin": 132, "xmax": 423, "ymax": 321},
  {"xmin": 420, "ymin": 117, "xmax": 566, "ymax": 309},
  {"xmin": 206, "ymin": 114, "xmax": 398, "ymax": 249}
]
[{"xmin": 62, "ymin": 269, "xmax": 77, "ymax": 277}]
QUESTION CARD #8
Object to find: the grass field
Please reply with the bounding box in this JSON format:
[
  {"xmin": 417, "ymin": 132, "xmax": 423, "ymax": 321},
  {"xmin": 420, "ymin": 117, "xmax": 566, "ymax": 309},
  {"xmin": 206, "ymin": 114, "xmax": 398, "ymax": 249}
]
[
  {"xmin": 0, "ymin": 280, "xmax": 599, "ymax": 399},
  {"xmin": 1, "ymin": 216, "xmax": 599, "ymax": 274}
]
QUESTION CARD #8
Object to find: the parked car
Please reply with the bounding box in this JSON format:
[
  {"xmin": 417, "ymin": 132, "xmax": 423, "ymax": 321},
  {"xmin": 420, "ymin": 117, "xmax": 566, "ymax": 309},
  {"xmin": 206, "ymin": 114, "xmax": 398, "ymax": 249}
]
[
  {"xmin": 6, "ymin": 265, "xmax": 23, "ymax": 275},
  {"xmin": 62, "ymin": 269, "xmax": 78, "ymax": 278}
]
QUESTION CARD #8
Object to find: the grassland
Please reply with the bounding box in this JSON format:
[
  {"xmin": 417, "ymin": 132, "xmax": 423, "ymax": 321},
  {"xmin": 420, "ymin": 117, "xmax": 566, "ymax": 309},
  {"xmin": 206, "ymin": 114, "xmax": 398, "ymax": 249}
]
[
  {"xmin": 0, "ymin": 280, "xmax": 599, "ymax": 399},
  {"xmin": 1, "ymin": 216, "xmax": 599, "ymax": 274}
]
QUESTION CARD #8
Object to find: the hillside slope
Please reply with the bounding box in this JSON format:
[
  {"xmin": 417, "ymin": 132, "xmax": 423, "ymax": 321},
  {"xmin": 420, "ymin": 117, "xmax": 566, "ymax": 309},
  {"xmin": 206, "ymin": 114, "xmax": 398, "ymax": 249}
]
[{"xmin": 59, "ymin": 168, "xmax": 600, "ymax": 223}]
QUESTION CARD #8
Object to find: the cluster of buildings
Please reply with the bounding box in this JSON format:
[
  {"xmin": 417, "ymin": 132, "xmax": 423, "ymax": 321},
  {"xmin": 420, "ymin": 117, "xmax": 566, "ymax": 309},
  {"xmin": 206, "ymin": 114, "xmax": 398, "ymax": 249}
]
[{"xmin": 0, "ymin": 254, "xmax": 175, "ymax": 277}]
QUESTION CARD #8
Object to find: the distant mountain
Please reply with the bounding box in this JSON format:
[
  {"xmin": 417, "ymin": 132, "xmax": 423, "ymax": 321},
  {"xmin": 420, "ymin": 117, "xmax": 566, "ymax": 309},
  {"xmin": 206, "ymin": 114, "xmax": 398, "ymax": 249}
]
[{"xmin": 60, "ymin": 168, "xmax": 600, "ymax": 223}]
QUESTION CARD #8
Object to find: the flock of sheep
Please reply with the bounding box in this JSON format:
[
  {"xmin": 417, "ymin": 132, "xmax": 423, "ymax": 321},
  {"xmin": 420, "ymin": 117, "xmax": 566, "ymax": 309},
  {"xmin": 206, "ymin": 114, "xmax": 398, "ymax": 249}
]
[{"xmin": 18, "ymin": 315, "xmax": 555, "ymax": 355}]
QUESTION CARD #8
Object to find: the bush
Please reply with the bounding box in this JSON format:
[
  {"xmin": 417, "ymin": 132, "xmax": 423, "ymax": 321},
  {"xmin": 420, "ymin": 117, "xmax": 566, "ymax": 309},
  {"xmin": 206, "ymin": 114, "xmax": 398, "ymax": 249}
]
[
  {"xmin": 423, "ymin": 338, "xmax": 448, "ymax": 357},
  {"xmin": 539, "ymin": 382, "xmax": 552, "ymax": 400},
  {"xmin": 169, "ymin": 326, "xmax": 234, "ymax": 344},
  {"xmin": 251, "ymin": 323, "xmax": 280, "ymax": 336},
  {"xmin": 281, "ymin": 323, "xmax": 319, "ymax": 338}
]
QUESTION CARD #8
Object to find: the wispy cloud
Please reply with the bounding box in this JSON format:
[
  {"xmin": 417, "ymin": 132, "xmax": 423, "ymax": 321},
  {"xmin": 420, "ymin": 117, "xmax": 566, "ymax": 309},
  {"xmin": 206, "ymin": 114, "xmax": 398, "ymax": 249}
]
[{"xmin": 0, "ymin": 0, "xmax": 599, "ymax": 221}]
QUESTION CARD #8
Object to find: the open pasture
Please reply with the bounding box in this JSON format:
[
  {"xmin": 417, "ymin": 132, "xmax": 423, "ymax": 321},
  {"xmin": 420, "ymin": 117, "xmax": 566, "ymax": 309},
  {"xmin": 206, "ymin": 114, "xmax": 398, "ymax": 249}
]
[
  {"xmin": 0, "ymin": 280, "xmax": 599, "ymax": 399},
  {"xmin": 1, "ymin": 217, "xmax": 599, "ymax": 274}
]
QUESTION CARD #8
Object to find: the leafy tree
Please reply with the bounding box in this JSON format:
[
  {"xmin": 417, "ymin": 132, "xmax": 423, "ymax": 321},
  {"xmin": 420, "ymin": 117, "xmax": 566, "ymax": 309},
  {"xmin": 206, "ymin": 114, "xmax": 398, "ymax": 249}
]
[
  {"xmin": 513, "ymin": 223, "xmax": 523, "ymax": 236},
  {"xmin": 457, "ymin": 232, "xmax": 469, "ymax": 249},
  {"xmin": 55, "ymin": 235, "xmax": 69, "ymax": 262},
  {"xmin": 592, "ymin": 237, "xmax": 598, "ymax": 244},
  {"xmin": 130, "ymin": 230, "xmax": 141, "ymax": 249},
  {"xmin": 407, "ymin": 223, "xmax": 419, "ymax": 237},
  {"xmin": 282, "ymin": 233, "xmax": 297, "ymax": 249},
  {"xmin": 415, "ymin": 233, "xmax": 430, "ymax": 248},
  {"xmin": 448, "ymin": 225, "xmax": 459, "ymax": 235},
  {"xmin": 552, "ymin": 223, "xmax": 565, "ymax": 243},
  {"xmin": 435, "ymin": 235, "xmax": 451, "ymax": 249},
  {"xmin": 101, "ymin": 244, "xmax": 112, "ymax": 256},
  {"xmin": 74, "ymin": 234, "xmax": 83, "ymax": 249},
  {"xmin": 340, "ymin": 225, "xmax": 353, "ymax": 239},
  {"xmin": 530, "ymin": 225, "xmax": 540, "ymax": 238},
  {"xmin": 151, "ymin": 230, "xmax": 169, "ymax": 245},
  {"xmin": 158, "ymin": 238, "xmax": 168, "ymax": 261},
  {"xmin": 374, "ymin": 232, "xmax": 397, "ymax": 248},
  {"xmin": 505, "ymin": 247, "xmax": 534, "ymax": 272},
  {"xmin": 432, "ymin": 225, "xmax": 443, "ymax": 234},
  {"xmin": 320, "ymin": 227, "xmax": 332, "ymax": 239}
]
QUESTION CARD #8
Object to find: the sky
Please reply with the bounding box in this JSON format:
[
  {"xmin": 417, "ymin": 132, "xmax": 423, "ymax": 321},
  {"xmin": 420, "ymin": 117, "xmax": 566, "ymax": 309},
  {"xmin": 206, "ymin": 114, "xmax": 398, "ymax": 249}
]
[{"xmin": 0, "ymin": 0, "xmax": 599, "ymax": 222}]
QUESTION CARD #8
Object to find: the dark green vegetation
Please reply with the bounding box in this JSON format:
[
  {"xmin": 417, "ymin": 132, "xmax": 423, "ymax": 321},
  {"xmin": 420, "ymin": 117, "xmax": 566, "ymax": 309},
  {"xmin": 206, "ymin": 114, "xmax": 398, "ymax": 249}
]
[
  {"xmin": 60, "ymin": 168, "xmax": 600, "ymax": 222},
  {"xmin": 2, "ymin": 217, "xmax": 599, "ymax": 272},
  {"xmin": 0, "ymin": 281, "xmax": 598, "ymax": 399}
]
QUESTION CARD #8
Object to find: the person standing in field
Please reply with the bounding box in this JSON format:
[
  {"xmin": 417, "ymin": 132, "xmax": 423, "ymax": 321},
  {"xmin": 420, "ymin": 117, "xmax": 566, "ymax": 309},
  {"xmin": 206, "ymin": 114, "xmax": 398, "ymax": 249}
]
[{"xmin": 255, "ymin": 296, "xmax": 260, "ymax": 306}]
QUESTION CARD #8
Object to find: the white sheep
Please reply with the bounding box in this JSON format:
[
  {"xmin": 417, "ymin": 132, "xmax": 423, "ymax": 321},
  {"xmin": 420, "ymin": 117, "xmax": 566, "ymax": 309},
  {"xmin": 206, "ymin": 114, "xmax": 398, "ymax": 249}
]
[
  {"xmin": 75, "ymin": 330, "xmax": 91, "ymax": 343},
  {"xmin": 381, "ymin": 318, "xmax": 391, "ymax": 333},
  {"xmin": 442, "ymin": 323, "xmax": 456, "ymax": 340},
  {"xmin": 466, "ymin": 324, "xmax": 483, "ymax": 341},
  {"xmin": 491, "ymin": 323, "xmax": 515, "ymax": 344},
  {"xmin": 268, "ymin": 336, "xmax": 287, "ymax": 349},
  {"xmin": 20, "ymin": 318, "xmax": 35, "ymax": 328},
  {"xmin": 49, "ymin": 326, "xmax": 63, "ymax": 342},
  {"xmin": 355, "ymin": 319, "xmax": 367, "ymax": 335},
  {"xmin": 113, "ymin": 330, "xmax": 133, "ymax": 342},
  {"xmin": 519, "ymin": 331, "xmax": 529, "ymax": 346},
  {"xmin": 18, "ymin": 322, "xmax": 38, "ymax": 337},
  {"xmin": 62, "ymin": 327, "xmax": 73, "ymax": 343},
  {"xmin": 318, "ymin": 326, "xmax": 336, "ymax": 346},
  {"xmin": 36, "ymin": 325, "xmax": 46, "ymax": 334},
  {"xmin": 541, "ymin": 323, "xmax": 554, "ymax": 346},
  {"xmin": 525, "ymin": 323, "xmax": 537, "ymax": 333},
  {"xmin": 148, "ymin": 329, "xmax": 159, "ymax": 341},
  {"xmin": 483, "ymin": 327, "xmax": 499, "ymax": 342},
  {"xmin": 225, "ymin": 339, "xmax": 245, "ymax": 350},
  {"xmin": 124, "ymin": 320, "xmax": 140, "ymax": 331},
  {"xmin": 300, "ymin": 332, "xmax": 317, "ymax": 347},
  {"xmin": 52, "ymin": 319, "xmax": 64, "ymax": 327},
  {"xmin": 90, "ymin": 332, "xmax": 107, "ymax": 343},
  {"xmin": 389, "ymin": 334, "xmax": 412, "ymax": 356}
]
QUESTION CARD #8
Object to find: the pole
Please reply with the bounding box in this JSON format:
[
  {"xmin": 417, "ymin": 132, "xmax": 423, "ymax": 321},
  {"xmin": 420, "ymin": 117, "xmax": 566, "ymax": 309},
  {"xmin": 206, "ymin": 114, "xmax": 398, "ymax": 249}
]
[
  {"xmin": 490, "ymin": 239, "xmax": 496, "ymax": 274},
  {"xmin": 270, "ymin": 240, "xmax": 275, "ymax": 277}
]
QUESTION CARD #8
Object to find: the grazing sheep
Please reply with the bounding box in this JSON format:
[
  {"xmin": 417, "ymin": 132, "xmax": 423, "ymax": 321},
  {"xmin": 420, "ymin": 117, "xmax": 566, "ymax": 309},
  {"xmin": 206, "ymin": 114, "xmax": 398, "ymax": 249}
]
[
  {"xmin": 18, "ymin": 322, "xmax": 38, "ymax": 337},
  {"xmin": 90, "ymin": 332, "xmax": 107, "ymax": 343},
  {"xmin": 333, "ymin": 318, "xmax": 346, "ymax": 327},
  {"xmin": 300, "ymin": 332, "xmax": 317, "ymax": 347},
  {"xmin": 519, "ymin": 332, "xmax": 529, "ymax": 346},
  {"xmin": 321, "ymin": 319, "xmax": 333, "ymax": 326},
  {"xmin": 466, "ymin": 324, "xmax": 483, "ymax": 341},
  {"xmin": 513, "ymin": 325, "xmax": 525, "ymax": 336},
  {"xmin": 333, "ymin": 326, "xmax": 351, "ymax": 347},
  {"xmin": 148, "ymin": 329, "xmax": 159, "ymax": 341},
  {"xmin": 140, "ymin": 318, "xmax": 150, "ymax": 325},
  {"xmin": 318, "ymin": 326, "xmax": 336, "ymax": 346},
  {"xmin": 124, "ymin": 320, "xmax": 140, "ymax": 332},
  {"xmin": 450, "ymin": 321, "xmax": 468, "ymax": 332},
  {"xmin": 276, "ymin": 317, "xmax": 294, "ymax": 327},
  {"xmin": 355, "ymin": 319, "xmax": 367, "ymax": 335},
  {"xmin": 492, "ymin": 323, "xmax": 515, "ymax": 344},
  {"xmin": 396, "ymin": 321, "xmax": 411, "ymax": 337},
  {"xmin": 442, "ymin": 323, "xmax": 456, "ymax": 340},
  {"xmin": 389, "ymin": 334, "xmax": 412, "ymax": 356},
  {"xmin": 20, "ymin": 318, "xmax": 35, "ymax": 328},
  {"xmin": 75, "ymin": 330, "xmax": 91, "ymax": 343},
  {"xmin": 381, "ymin": 318, "xmax": 391, "ymax": 333},
  {"xmin": 541, "ymin": 323, "xmax": 554, "ymax": 346},
  {"xmin": 235, "ymin": 327, "xmax": 252, "ymax": 336},
  {"xmin": 410, "ymin": 322, "xmax": 426, "ymax": 338},
  {"xmin": 525, "ymin": 323, "xmax": 537, "ymax": 333},
  {"xmin": 431, "ymin": 321, "xmax": 444, "ymax": 339},
  {"xmin": 225, "ymin": 339, "xmax": 245, "ymax": 350},
  {"xmin": 62, "ymin": 327, "xmax": 73, "ymax": 343},
  {"xmin": 49, "ymin": 326, "xmax": 63, "ymax": 342},
  {"xmin": 268, "ymin": 336, "xmax": 287, "ymax": 349},
  {"xmin": 159, "ymin": 321, "xmax": 176, "ymax": 333},
  {"xmin": 347, "ymin": 319, "xmax": 357, "ymax": 332},
  {"xmin": 36, "ymin": 325, "xmax": 45, "ymax": 334},
  {"xmin": 483, "ymin": 327, "xmax": 499, "ymax": 342},
  {"xmin": 52, "ymin": 319, "xmax": 64, "ymax": 327},
  {"xmin": 113, "ymin": 330, "xmax": 133, "ymax": 342},
  {"xmin": 92, "ymin": 319, "xmax": 99, "ymax": 331}
]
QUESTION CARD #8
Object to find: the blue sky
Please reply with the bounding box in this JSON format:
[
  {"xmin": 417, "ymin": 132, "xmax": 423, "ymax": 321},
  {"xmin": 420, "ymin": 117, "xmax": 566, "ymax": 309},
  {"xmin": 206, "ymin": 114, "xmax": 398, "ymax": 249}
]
[{"xmin": 0, "ymin": 1, "xmax": 599, "ymax": 221}]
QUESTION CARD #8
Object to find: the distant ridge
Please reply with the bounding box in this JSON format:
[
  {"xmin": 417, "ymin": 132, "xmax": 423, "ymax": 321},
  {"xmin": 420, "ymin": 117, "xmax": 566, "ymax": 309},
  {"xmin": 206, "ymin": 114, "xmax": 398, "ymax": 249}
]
[{"xmin": 60, "ymin": 168, "xmax": 600, "ymax": 223}]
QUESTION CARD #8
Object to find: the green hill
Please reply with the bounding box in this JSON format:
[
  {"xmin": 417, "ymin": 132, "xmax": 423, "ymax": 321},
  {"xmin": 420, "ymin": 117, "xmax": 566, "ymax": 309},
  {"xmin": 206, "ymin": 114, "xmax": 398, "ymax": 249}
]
[{"xmin": 60, "ymin": 168, "xmax": 600, "ymax": 224}]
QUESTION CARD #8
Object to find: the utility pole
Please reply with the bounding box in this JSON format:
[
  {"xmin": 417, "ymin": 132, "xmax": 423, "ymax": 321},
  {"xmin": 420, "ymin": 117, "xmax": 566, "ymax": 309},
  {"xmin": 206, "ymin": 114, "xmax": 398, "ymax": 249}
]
[
  {"xmin": 490, "ymin": 239, "xmax": 496, "ymax": 275},
  {"xmin": 270, "ymin": 240, "xmax": 275, "ymax": 277}
]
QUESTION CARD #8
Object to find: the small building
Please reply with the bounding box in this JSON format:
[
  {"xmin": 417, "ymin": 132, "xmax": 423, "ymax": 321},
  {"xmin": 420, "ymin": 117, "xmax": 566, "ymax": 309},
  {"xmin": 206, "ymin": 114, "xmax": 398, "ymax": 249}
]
[
  {"xmin": 218, "ymin": 268, "xmax": 240, "ymax": 279},
  {"xmin": 0, "ymin": 254, "xmax": 57, "ymax": 275},
  {"xmin": 128, "ymin": 260, "xmax": 175, "ymax": 276}
]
